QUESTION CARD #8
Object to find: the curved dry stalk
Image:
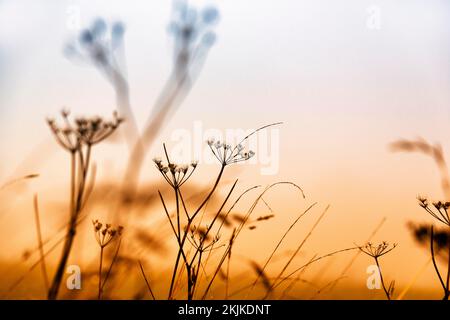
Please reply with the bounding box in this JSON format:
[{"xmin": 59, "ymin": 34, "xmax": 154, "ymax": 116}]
[
  {"xmin": 270, "ymin": 247, "xmax": 359, "ymax": 292},
  {"xmin": 280, "ymin": 254, "xmax": 317, "ymax": 299},
  {"xmin": 309, "ymin": 276, "xmax": 347, "ymax": 300},
  {"xmin": 201, "ymin": 181, "xmax": 305, "ymax": 300},
  {"xmin": 247, "ymin": 202, "xmax": 317, "ymax": 297},
  {"xmin": 263, "ymin": 205, "xmax": 330, "ymax": 299},
  {"xmin": 0, "ymin": 174, "xmax": 39, "ymax": 191},
  {"xmin": 195, "ymin": 186, "xmax": 262, "ymax": 289},
  {"xmin": 390, "ymin": 138, "xmax": 450, "ymax": 199}
]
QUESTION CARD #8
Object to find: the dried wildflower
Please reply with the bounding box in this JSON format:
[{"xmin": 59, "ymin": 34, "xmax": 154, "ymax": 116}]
[
  {"xmin": 418, "ymin": 196, "xmax": 450, "ymax": 227},
  {"xmin": 207, "ymin": 137, "xmax": 255, "ymax": 166},
  {"xmin": 358, "ymin": 241, "xmax": 397, "ymax": 258},
  {"xmin": 358, "ymin": 241, "xmax": 397, "ymax": 300},
  {"xmin": 93, "ymin": 220, "xmax": 123, "ymax": 300},
  {"xmin": 418, "ymin": 196, "xmax": 428, "ymax": 209},
  {"xmin": 189, "ymin": 224, "xmax": 220, "ymax": 251},
  {"xmin": 153, "ymin": 156, "xmax": 197, "ymax": 188},
  {"xmin": 415, "ymin": 195, "xmax": 450, "ymax": 299},
  {"xmin": 47, "ymin": 110, "xmax": 123, "ymax": 152},
  {"xmin": 93, "ymin": 219, "xmax": 123, "ymax": 248}
]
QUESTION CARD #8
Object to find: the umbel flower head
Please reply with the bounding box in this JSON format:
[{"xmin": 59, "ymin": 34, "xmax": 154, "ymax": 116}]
[
  {"xmin": 168, "ymin": 2, "xmax": 219, "ymax": 73},
  {"xmin": 64, "ymin": 18, "xmax": 125, "ymax": 70},
  {"xmin": 188, "ymin": 224, "xmax": 221, "ymax": 252},
  {"xmin": 418, "ymin": 196, "xmax": 450, "ymax": 227},
  {"xmin": 153, "ymin": 157, "xmax": 198, "ymax": 188},
  {"xmin": 358, "ymin": 241, "xmax": 397, "ymax": 258},
  {"xmin": 47, "ymin": 109, "xmax": 124, "ymax": 152},
  {"xmin": 207, "ymin": 138, "xmax": 255, "ymax": 166},
  {"xmin": 92, "ymin": 220, "xmax": 123, "ymax": 248}
]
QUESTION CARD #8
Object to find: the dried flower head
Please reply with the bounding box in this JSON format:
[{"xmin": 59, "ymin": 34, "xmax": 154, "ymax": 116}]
[
  {"xmin": 417, "ymin": 196, "xmax": 450, "ymax": 226},
  {"xmin": 93, "ymin": 219, "xmax": 123, "ymax": 248},
  {"xmin": 153, "ymin": 156, "xmax": 197, "ymax": 188},
  {"xmin": 47, "ymin": 110, "xmax": 123, "ymax": 152},
  {"xmin": 207, "ymin": 138, "xmax": 255, "ymax": 166},
  {"xmin": 358, "ymin": 241, "xmax": 397, "ymax": 258},
  {"xmin": 188, "ymin": 224, "xmax": 221, "ymax": 252}
]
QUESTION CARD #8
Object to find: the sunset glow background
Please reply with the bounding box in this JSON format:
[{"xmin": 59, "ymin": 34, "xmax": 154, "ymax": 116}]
[{"xmin": 1, "ymin": 0, "xmax": 450, "ymax": 299}]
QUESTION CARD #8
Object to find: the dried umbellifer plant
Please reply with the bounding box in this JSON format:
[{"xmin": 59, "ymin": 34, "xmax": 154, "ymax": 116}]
[
  {"xmin": 153, "ymin": 123, "xmax": 280, "ymax": 300},
  {"xmin": 92, "ymin": 220, "xmax": 123, "ymax": 299},
  {"xmin": 155, "ymin": 140, "xmax": 254, "ymax": 300},
  {"xmin": 391, "ymin": 138, "xmax": 450, "ymax": 299},
  {"xmin": 358, "ymin": 241, "xmax": 397, "ymax": 300},
  {"xmin": 417, "ymin": 197, "xmax": 450, "ymax": 299},
  {"xmin": 46, "ymin": 110, "xmax": 123, "ymax": 300}
]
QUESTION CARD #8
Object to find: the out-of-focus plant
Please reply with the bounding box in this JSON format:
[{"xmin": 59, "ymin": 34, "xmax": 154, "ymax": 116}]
[
  {"xmin": 390, "ymin": 138, "xmax": 450, "ymax": 199},
  {"xmin": 64, "ymin": 1, "xmax": 220, "ymax": 197},
  {"xmin": 64, "ymin": 19, "xmax": 137, "ymax": 149},
  {"xmin": 125, "ymin": 0, "xmax": 220, "ymax": 192}
]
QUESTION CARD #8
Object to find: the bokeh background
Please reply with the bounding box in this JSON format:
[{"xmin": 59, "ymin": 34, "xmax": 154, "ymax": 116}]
[{"xmin": 1, "ymin": 0, "xmax": 450, "ymax": 299}]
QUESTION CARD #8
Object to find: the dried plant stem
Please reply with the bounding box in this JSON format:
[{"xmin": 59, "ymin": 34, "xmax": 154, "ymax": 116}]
[
  {"xmin": 224, "ymin": 230, "xmax": 236, "ymax": 300},
  {"xmin": 247, "ymin": 202, "xmax": 316, "ymax": 297},
  {"xmin": 196, "ymin": 186, "xmax": 260, "ymax": 290},
  {"xmin": 188, "ymin": 181, "xmax": 238, "ymax": 299},
  {"xmin": 201, "ymin": 182, "xmax": 303, "ymax": 300},
  {"xmin": 33, "ymin": 194, "xmax": 49, "ymax": 293},
  {"xmin": 167, "ymin": 190, "xmax": 185, "ymax": 299},
  {"xmin": 0, "ymin": 174, "xmax": 39, "ymax": 191},
  {"xmin": 138, "ymin": 260, "xmax": 156, "ymax": 300},
  {"xmin": 397, "ymin": 258, "xmax": 431, "ymax": 300},
  {"xmin": 167, "ymin": 164, "xmax": 226, "ymax": 299},
  {"xmin": 8, "ymin": 202, "xmax": 95, "ymax": 296},
  {"xmin": 112, "ymin": 69, "xmax": 140, "ymax": 149},
  {"xmin": 48, "ymin": 146, "xmax": 92, "ymax": 300},
  {"xmin": 430, "ymin": 226, "xmax": 447, "ymax": 297},
  {"xmin": 280, "ymin": 255, "xmax": 316, "ymax": 299},
  {"xmin": 271, "ymin": 247, "xmax": 359, "ymax": 291},
  {"xmin": 446, "ymin": 236, "xmax": 450, "ymax": 300},
  {"xmin": 101, "ymin": 238, "xmax": 122, "ymax": 294},
  {"xmin": 123, "ymin": 73, "xmax": 190, "ymax": 195},
  {"xmin": 263, "ymin": 205, "xmax": 330, "ymax": 299},
  {"xmin": 375, "ymin": 257, "xmax": 391, "ymax": 300},
  {"xmin": 98, "ymin": 247, "xmax": 104, "ymax": 300}
]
